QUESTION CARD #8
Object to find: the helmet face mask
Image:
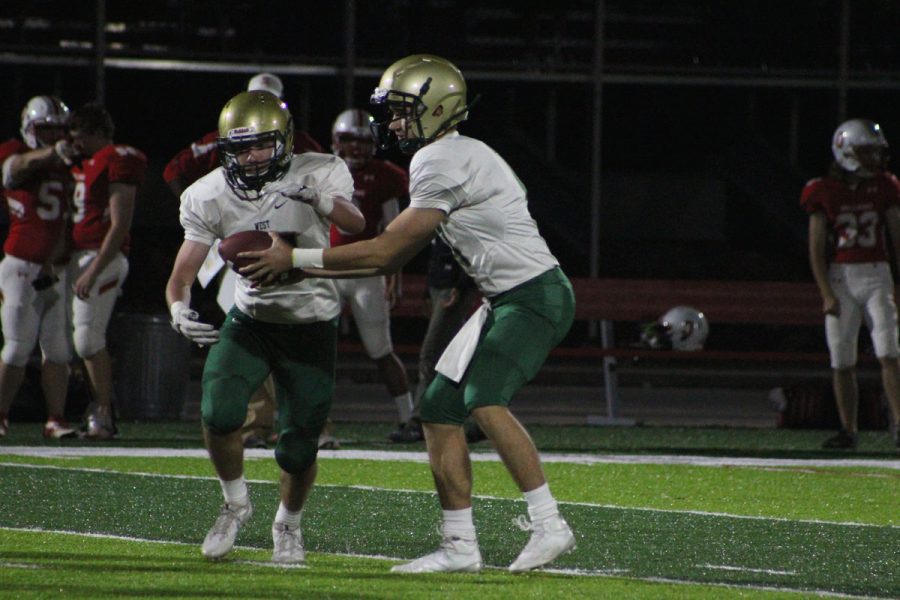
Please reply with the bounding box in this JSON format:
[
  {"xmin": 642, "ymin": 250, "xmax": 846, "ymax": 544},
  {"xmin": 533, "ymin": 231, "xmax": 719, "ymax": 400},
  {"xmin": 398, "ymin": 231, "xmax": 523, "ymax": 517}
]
[
  {"xmin": 331, "ymin": 109, "xmax": 376, "ymax": 170},
  {"xmin": 370, "ymin": 54, "xmax": 469, "ymax": 155},
  {"xmin": 20, "ymin": 96, "xmax": 70, "ymax": 149},
  {"xmin": 217, "ymin": 91, "xmax": 294, "ymax": 200},
  {"xmin": 832, "ymin": 118, "xmax": 889, "ymax": 177}
]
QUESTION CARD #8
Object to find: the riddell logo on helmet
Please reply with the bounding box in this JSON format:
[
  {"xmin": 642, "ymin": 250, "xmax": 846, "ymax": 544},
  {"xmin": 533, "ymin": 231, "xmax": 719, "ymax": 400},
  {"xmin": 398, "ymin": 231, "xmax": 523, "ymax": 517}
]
[{"xmin": 228, "ymin": 126, "xmax": 257, "ymax": 138}]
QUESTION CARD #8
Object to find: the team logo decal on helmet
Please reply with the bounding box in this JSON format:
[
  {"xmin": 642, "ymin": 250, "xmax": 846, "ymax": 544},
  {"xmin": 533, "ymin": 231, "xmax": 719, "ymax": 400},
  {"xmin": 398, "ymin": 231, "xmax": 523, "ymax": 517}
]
[
  {"xmin": 331, "ymin": 109, "xmax": 376, "ymax": 170},
  {"xmin": 216, "ymin": 91, "xmax": 294, "ymax": 200},
  {"xmin": 20, "ymin": 96, "xmax": 70, "ymax": 150},
  {"xmin": 370, "ymin": 54, "xmax": 473, "ymax": 154},
  {"xmin": 831, "ymin": 118, "xmax": 889, "ymax": 177}
]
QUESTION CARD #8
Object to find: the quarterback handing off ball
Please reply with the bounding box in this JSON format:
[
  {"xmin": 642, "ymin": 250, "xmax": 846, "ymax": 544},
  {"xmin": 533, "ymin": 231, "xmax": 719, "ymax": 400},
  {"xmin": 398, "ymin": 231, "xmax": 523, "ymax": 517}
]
[{"xmin": 218, "ymin": 230, "xmax": 302, "ymax": 283}]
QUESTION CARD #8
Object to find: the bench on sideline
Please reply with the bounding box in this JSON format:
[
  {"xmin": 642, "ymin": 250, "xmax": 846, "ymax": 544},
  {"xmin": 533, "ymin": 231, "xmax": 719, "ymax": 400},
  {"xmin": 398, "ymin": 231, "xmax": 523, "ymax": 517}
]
[{"xmin": 347, "ymin": 275, "xmax": 847, "ymax": 422}]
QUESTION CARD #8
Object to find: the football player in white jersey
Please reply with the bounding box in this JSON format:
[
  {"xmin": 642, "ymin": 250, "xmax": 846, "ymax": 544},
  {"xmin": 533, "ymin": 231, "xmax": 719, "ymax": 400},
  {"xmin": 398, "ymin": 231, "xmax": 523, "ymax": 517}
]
[
  {"xmin": 241, "ymin": 55, "xmax": 577, "ymax": 573},
  {"xmin": 164, "ymin": 90, "xmax": 364, "ymax": 564}
]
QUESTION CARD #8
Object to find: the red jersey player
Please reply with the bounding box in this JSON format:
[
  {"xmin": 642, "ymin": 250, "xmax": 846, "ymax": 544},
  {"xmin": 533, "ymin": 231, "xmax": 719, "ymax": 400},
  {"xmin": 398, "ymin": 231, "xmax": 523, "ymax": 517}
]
[
  {"xmin": 67, "ymin": 103, "xmax": 147, "ymax": 440},
  {"xmin": 0, "ymin": 96, "xmax": 75, "ymax": 439},
  {"xmin": 327, "ymin": 109, "xmax": 414, "ymax": 444},
  {"xmin": 802, "ymin": 118, "xmax": 900, "ymax": 449}
]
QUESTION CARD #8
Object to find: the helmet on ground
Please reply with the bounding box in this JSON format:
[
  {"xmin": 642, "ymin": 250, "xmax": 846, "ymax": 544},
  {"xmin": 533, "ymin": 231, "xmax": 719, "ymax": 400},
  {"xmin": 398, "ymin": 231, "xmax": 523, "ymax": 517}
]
[
  {"xmin": 20, "ymin": 95, "xmax": 70, "ymax": 149},
  {"xmin": 831, "ymin": 118, "xmax": 888, "ymax": 176},
  {"xmin": 217, "ymin": 91, "xmax": 294, "ymax": 200},
  {"xmin": 331, "ymin": 109, "xmax": 376, "ymax": 170},
  {"xmin": 370, "ymin": 54, "xmax": 469, "ymax": 154},
  {"xmin": 247, "ymin": 72, "xmax": 284, "ymax": 98},
  {"xmin": 641, "ymin": 306, "xmax": 709, "ymax": 351}
]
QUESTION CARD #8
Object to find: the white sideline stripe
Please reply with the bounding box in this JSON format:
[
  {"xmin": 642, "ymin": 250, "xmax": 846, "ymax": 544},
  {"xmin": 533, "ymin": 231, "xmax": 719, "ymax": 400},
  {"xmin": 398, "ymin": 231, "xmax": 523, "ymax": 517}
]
[
  {"xmin": 1, "ymin": 446, "xmax": 898, "ymax": 470},
  {"xmin": 697, "ymin": 563, "xmax": 797, "ymax": 576},
  {"xmin": 2, "ymin": 461, "xmax": 897, "ymax": 531},
  {"xmin": 0, "ymin": 562, "xmax": 42, "ymax": 569},
  {"xmin": 0, "ymin": 526, "xmax": 881, "ymax": 600}
]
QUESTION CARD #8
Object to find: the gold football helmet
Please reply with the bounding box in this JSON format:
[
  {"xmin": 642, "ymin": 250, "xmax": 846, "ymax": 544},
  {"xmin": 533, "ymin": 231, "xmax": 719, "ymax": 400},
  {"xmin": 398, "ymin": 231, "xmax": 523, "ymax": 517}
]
[
  {"xmin": 217, "ymin": 90, "xmax": 294, "ymax": 199},
  {"xmin": 370, "ymin": 54, "xmax": 469, "ymax": 154}
]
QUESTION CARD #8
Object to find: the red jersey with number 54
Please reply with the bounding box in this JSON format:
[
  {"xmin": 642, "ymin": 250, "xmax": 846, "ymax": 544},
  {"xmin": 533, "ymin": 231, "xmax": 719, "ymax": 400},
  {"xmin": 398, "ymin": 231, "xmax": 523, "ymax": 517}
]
[
  {"xmin": 0, "ymin": 138, "xmax": 71, "ymax": 264},
  {"xmin": 800, "ymin": 172, "xmax": 900, "ymax": 263},
  {"xmin": 71, "ymin": 143, "xmax": 147, "ymax": 252}
]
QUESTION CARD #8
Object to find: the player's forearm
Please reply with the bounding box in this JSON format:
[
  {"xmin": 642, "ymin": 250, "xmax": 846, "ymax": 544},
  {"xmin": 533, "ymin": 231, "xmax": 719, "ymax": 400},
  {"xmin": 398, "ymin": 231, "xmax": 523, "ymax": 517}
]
[
  {"xmin": 2, "ymin": 147, "xmax": 58, "ymax": 188},
  {"xmin": 322, "ymin": 235, "xmax": 416, "ymax": 274},
  {"xmin": 328, "ymin": 197, "xmax": 365, "ymax": 234},
  {"xmin": 89, "ymin": 222, "xmax": 130, "ymax": 276}
]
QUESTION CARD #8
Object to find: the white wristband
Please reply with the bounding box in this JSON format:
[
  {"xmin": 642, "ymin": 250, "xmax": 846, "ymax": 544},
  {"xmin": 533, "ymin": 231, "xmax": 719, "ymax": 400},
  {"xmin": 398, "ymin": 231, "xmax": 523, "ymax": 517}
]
[
  {"xmin": 170, "ymin": 300, "xmax": 187, "ymax": 320},
  {"xmin": 291, "ymin": 248, "xmax": 324, "ymax": 269},
  {"xmin": 314, "ymin": 194, "xmax": 334, "ymax": 217}
]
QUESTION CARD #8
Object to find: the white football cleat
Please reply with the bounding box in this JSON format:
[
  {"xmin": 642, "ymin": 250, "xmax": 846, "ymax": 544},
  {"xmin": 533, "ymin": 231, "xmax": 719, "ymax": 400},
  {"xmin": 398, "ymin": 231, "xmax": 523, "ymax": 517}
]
[
  {"xmin": 271, "ymin": 521, "xmax": 305, "ymax": 564},
  {"xmin": 81, "ymin": 403, "xmax": 116, "ymax": 441},
  {"xmin": 43, "ymin": 417, "xmax": 77, "ymax": 439},
  {"xmin": 0, "ymin": 415, "xmax": 8, "ymax": 437},
  {"xmin": 391, "ymin": 536, "xmax": 482, "ymax": 573},
  {"xmin": 508, "ymin": 514, "xmax": 576, "ymax": 573},
  {"xmin": 201, "ymin": 501, "xmax": 253, "ymax": 559},
  {"xmin": 317, "ymin": 433, "xmax": 340, "ymax": 450}
]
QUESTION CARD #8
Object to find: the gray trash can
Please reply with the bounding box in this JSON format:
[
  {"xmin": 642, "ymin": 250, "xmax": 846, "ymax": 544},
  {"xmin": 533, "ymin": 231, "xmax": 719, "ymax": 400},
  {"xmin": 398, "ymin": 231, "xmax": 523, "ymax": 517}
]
[{"xmin": 111, "ymin": 313, "xmax": 191, "ymax": 420}]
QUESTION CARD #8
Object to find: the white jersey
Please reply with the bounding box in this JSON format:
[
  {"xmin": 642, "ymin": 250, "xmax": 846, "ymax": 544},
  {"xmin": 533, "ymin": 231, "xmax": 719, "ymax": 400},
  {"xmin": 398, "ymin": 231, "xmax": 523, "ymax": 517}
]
[
  {"xmin": 408, "ymin": 132, "xmax": 558, "ymax": 297},
  {"xmin": 180, "ymin": 152, "xmax": 353, "ymax": 324}
]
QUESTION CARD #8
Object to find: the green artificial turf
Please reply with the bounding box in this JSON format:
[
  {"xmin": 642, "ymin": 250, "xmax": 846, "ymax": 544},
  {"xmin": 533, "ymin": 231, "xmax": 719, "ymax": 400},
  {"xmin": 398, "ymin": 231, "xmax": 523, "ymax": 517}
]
[
  {"xmin": 1, "ymin": 461, "xmax": 897, "ymax": 597},
  {"xmin": 0, "ymin": 529, "xmax": 824, "ymax": 600}
]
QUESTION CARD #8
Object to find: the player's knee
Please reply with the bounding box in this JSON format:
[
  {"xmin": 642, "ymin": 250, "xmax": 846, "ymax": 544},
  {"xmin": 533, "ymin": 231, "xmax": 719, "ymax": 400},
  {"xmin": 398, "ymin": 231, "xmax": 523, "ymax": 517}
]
[
  {"xmin": 201, "ymin": 377, "xmax": 249, "ymax": 434},
  {"xmin": 1, "ymin": 339, "xmax": 33, "ymax": 367},
  {"xmin": 358, "ymin": 321, "xmax": 392, "ymax": 359},
  {"xmin": 41, "ymin": 338, "xmax": 71, "ymax": 365},
  {"xmin": 274, "ymin": 428, "xmax": 319, "ymax": 474},
  {"xmin": 72, "ymin": 328, "xmax": 105, "ymax": 359}
]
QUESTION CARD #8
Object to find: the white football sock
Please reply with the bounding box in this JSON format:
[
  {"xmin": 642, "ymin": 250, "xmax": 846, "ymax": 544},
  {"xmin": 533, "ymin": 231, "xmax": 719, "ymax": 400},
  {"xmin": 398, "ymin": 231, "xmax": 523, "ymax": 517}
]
[
  {"xmin": 524, "ymin": 483, "xmax": 559, "ymax": 521},
  {"xmin": 274, "ymin": 502, "xmax": 302, "ymax": 528},
  {"xmin": 394, "ymin": 392, "xmax": 414, "ymax": 423},
  {"xmin": 442, "ymin": 507, "xmax": 476, "ymax": 540},
  {"xmin": 220, "ymin": 476, "xmax": 249, "ymax": 506}
]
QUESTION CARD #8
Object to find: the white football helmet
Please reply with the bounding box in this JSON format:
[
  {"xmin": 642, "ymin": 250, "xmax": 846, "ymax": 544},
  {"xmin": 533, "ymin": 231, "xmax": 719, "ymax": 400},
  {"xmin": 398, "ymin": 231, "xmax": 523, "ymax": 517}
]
[
  {"xmin": 831, "ymin": 118, "xmax": 888, "ymax": 176},
  {"xmin": 247, "ymin": 72, "xmax": 284, "ymax": 98},
  {"xmin": 20, "ymin": 95, "xmax": 70, "ymax": 149},
  {"xmin": 659, "ymin": 306, "xmax": 709, "ymax": 351},
  {"xmin": 331, "ymin": 109, "xmax": 375, "ymax": 170}
]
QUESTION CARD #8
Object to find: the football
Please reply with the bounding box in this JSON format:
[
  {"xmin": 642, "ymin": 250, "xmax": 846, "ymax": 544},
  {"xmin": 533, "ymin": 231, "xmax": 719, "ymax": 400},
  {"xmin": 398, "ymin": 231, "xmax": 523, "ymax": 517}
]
[{"xmin": 218, "ymin": 230, "xmax": 292, "ymax": 273}]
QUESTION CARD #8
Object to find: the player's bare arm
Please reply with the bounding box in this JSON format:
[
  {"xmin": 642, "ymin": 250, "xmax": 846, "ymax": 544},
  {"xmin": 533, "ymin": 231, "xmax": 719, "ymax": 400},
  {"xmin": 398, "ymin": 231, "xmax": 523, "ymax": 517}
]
[
  {"xmin": 2, "ymin": 146, "xmax": 63, "ymax": 189},
  {"xmin": 73, "ymin": 182, "xmax": 136, "ymax": 299},
  {"xmin": 885, "ymin": 206, "xmax": 900, "ymax": 267},
  {"xmin": 807, "ymin": 211, "xmax": 838, "ymax": 316},
  {"xmin": 166, "ymin": 239, "xmax": 211, "ymax": 308},
  {"xmin": 240, "ymin": 206, "xmax": 443, "ymax": 285}
]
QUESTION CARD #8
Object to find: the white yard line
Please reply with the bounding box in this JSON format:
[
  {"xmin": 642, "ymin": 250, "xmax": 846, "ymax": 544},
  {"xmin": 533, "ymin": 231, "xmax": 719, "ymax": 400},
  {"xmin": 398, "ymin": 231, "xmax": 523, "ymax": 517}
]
[
  {"xmin": 697, "ymin": 563, "xmax": 798, "ymax": 576},
  {"xmin": 2, "ymin": 460, "xmax": 897, "ymax": 530},
  {"xmin": 0, "ymin": 526, "xmax": 884, "ymax": 599},
  {"xmin": 1, "ymin": 445, "xmax": 898, "ymax": 470}
]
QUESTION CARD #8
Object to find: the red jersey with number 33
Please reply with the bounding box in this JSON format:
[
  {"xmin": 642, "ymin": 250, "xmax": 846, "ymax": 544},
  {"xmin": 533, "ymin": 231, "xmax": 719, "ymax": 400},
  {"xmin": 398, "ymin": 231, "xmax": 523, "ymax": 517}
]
[
  {"xmin": 800, "ymin": 172, "xmax": 900, "ymax": 263},
  {"xmin": 330, "ymin": 159, "xmax": 408, "ymax": 246},
  {"xmin": 0, "ymin": 138, "xmax": 71, "ymax": 264},
  {"xmin": 71, "ymin": 143, "xmax": 147, "ymax": 252}
]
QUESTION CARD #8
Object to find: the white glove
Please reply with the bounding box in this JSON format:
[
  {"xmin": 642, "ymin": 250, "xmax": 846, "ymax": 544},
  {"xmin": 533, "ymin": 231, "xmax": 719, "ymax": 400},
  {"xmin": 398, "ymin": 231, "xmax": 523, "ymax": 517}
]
[
  {"xmin": 263, "ymin": 181, "xmax": 333, "ymax": 216},
  {"xmin": 170, "ymin": 301, "xmax": 219, "ymax": 345},
  {"xmin": 54, "ymin": 140, "xmax": 77, "ymax": 166}
]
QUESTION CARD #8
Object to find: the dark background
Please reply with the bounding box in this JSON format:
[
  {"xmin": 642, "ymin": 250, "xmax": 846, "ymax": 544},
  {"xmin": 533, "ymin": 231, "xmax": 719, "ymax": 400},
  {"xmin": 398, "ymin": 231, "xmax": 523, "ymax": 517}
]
[{"xmin": 2, "ymin": 0, "xmax": 900, "ymax": 318}]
